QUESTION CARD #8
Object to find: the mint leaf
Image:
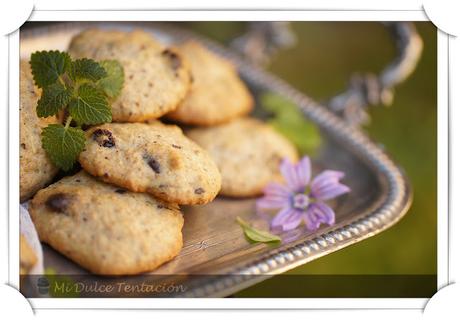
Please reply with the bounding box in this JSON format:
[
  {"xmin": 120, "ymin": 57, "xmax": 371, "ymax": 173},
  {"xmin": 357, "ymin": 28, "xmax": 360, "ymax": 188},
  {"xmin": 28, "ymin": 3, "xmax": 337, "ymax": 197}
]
[
  {"xmin": 41, "ymin": 124, "xmax": 85, "ymax": 171},
  {"xmin": 236, "ymin": 217, "xmax": 281, "ymax": 244},
  {"xmin": 261, "ymin": 93, "xmax": 321, "ymax": 154},
  {"xmin": 30, "ymin": 51, "xmax": 71, "ymax": 88},
  {"xmin": 29, "ymin": 50, "xmax": 123, "ymax": 170},
  {"xmin": 68, "ymin": 84, "xmax": 111, "ymax": 125},
  {"xmin": 36, "ymin": 82, "xmax": 72, "ymax": 117},
  {"xmin": 97, "ymin": 60, "xmax": 124, "ymax": 98},
  {"xmin": 71, "ymin": 58, "xmax": 107, "ymax": 82}
]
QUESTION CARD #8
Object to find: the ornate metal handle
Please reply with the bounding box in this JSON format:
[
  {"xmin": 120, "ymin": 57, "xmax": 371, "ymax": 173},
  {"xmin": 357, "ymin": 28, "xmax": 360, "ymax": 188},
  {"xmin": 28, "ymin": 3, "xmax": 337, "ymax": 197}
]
[
  {"xmin": 327, "ymin": 22, "xmax": 423, "ymax": 125},
  {"xmin": 231, "ymin": 22, "xmax": 423, "ymax": 126},
  {"xmin": 230, "ymin": 22, "xmax": 297, "ymax": 66}
]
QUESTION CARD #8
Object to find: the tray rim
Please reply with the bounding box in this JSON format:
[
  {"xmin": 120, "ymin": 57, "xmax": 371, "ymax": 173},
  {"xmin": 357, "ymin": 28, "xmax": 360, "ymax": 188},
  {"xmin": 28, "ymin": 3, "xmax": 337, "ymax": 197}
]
[{"xmin": 20, "ymin": 22, "xmax": 413, "ymax": 298}]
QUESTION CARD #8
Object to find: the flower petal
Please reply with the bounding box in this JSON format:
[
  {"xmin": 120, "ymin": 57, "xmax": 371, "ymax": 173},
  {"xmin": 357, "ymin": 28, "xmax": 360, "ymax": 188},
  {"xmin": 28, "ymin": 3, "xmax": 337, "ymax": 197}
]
[
  {"xmin": 270, "ymin": 207, "xmax": 292, "ymax": 228},
  {"xmin": 256, "ymin": 196, "xmax": 289, "ymax": 212},
  {"xmin": 303, "ymin": 207, "xmax": 321, "ymax": 231},
  {"xmin": 313, "ymin": 183, "xmax": 350, "ymax": 201},
  {"xmin": 281, "ymin": 211, "xmax": 303, "ymax": 231},
  {"xmin": 271, "ymin": 207, "xmax": 302, "ymax": 231},
  {"xmin": 303, "ymin": 202, "xmax": 335, "ymax": 231},
  {"xmin": 314, "ymin": 202, "xmax": 336, "ymax": 225},
  {"xmin": 311, "ymin": 170, "xmax": 350, "ymax": 200},
  {"xmin": 311, "ymin": 170, "xmax": 344, "ymax": 188},
  {"xmin": 279, "ymin": 159, "xmax": 299, "ymax": 191},
  {"xmin": 280, "ymin": 158, "xmax": 308, "ymax": 192},
  {"xmin": 296, "ymin": 156, "xmax": 311, "ymax": 187},
  {"xmin": 263, "ymin": 182, "xmax": 291, "ymax": 197},
  {"xmin": 257, "ymin": 182, "xmax": 291, "ymax": 212}
]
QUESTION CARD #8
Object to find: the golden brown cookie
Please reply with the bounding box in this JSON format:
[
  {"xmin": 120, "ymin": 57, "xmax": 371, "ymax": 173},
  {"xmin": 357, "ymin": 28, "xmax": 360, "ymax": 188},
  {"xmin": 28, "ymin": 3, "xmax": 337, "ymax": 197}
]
[
  {"xmin": 20, "ymin": 60, "xmax": 59, "ymax": 202},
  {"xmin": 167, "ymin": 41, "xmax": 253, "ymax": 126},
  {"xmin": 79, "ymin": 122, "xmax": 221, "ymax": 205},
  {"xmin": 187, "ymin": 118, "xmax": 298, "ymax": 197},
  {"xmin": 29, "ymin": 171, "xmax": 184, "ymax": 275},
  {"xmin": 68, "ymin": 29, "xmax": 191, "ymax": 122}
]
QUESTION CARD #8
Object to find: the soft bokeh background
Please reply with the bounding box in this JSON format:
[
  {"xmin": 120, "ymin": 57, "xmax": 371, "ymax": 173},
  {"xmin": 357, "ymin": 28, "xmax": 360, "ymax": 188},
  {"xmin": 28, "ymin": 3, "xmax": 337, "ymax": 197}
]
[{"xmin": 185, "ymin": 22, "xmax": 437, "ymax": 295}]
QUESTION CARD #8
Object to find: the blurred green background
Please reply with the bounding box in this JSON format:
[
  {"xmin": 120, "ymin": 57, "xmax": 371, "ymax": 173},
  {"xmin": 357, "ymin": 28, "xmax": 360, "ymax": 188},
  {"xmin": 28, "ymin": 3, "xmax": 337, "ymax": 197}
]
[{"xmin": 186, "ymin": 22, "xmax": 437, "ymax": 296}]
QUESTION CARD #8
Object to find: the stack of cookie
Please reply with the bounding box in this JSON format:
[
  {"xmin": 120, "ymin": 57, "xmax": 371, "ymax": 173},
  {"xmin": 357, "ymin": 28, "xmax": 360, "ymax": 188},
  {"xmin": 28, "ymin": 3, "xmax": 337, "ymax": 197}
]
[{"xmin": 20, "ymin": 29, "xmax": 298, "ymax": 275}]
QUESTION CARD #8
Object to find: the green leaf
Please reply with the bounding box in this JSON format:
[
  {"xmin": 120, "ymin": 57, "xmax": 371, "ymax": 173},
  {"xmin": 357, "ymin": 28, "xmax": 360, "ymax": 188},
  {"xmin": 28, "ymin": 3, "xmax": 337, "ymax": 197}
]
[
  {"xmin": 97, "ymin": 60, "xmax": 124, "ymax": 98},
  {"xmin": 236, "ymin": 216, "xmax": 281, "ymax": 244},
  {"xmin": 71, "ymin": 58, "xmax": 107, "ymax": 82},
  {"xmin": 68, "ymin": 84, "xmax": 111, "ymax": 125},
  {"xmin": 41, "ymin": 124, "xmax": 86, "ymax": 171},
  {"xmin": 30, "ymin": 51, "xmax": 71, "ymax": 88},
  {"xmin": 36, "ymin": 82, "xmax": 72, "ymax": 117},
  {"xmin": 260, "ymin": 93, "xmax": 322, "ymax": 155}
]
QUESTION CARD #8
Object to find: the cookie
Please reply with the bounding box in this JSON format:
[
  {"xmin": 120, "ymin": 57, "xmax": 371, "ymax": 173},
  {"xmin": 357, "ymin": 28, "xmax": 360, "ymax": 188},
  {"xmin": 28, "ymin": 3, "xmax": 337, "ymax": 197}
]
[
  {"xmin": 166, "ymin": 41, "xmax": 253, "ymax": 126},
  {"xmin": 79, "ymin": 122, "xmax": 221, "ymax": 205},
  {"xmin": 68, "ymin": 29, "xmax": 191, "ymax": 122},
  {"xmin": 29, "ymin": 171, "xmax": 184, "ymax": 275},
  {"xmin": 20, "ymin": 235, "xmax": 37, "ymax": 275},
  {"xmin": 20, "ymin": 60, "xmax": 59, "ymax": 202},
  {"xmin": 187, "ymin": 118, "xmax": 298, "ymax": 197}
]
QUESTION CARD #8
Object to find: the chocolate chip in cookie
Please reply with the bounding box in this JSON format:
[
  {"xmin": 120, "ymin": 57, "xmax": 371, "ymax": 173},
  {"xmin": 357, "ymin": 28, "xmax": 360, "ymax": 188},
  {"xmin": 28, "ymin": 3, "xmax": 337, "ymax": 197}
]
[
  {"xmin": 79, "ymin": 122, "xmax": 221, "ymax": 205},
  {"xmin": 143, "ymin": 154, "xmax": 161, "ymax": 174},
  {"xmin": 92, "ymin": 129, "xmax": 116, "ymax": 148},
  {"xmin": 29, "ymin": 171, "xmax": 184, "ymax": 275},
  {"xmin": 162, "ymin": 49, "xmax": 182, "ymax": 72},
  {"xmin": 45, "ymin": 193, "xmax": 73, "ymax": 213},
  {"xmin": 194, "ymin": 187, "xmax": 205, "ymax": 195}
]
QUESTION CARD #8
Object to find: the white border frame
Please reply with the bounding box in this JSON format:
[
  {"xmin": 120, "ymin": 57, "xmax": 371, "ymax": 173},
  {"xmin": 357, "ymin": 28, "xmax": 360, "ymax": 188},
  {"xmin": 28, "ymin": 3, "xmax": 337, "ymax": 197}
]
[
  {"xmin": 8, "ymin": 10, "xmax": 447, "ymax": 310},
  {"xmin": 437, "ymin": 30, "xmax": 449, "ymax": 291}
]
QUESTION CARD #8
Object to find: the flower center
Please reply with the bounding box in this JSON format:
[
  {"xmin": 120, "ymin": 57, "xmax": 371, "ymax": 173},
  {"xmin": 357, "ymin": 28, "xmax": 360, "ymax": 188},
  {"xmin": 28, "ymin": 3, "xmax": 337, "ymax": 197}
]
[{"xmin": 292, "ymin": 193, "xmax": 309, "ymax": 210}]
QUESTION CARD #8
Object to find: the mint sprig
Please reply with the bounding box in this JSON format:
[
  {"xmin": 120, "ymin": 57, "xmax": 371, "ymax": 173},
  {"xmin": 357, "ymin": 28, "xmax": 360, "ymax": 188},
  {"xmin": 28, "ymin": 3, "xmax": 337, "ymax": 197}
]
[
  {"xmin": 30, "ymin": 51, "xmax": 71, "ymax": 88},
  {"xmin": 69, "ymin": 83, "xmax": 112, "ymax": 125},
  {"xmin": 41, "ymin": 124, "xmax": 86, "ymax": 171},
  {"xmin": 71, "ymin": 58, "xmax": 107, "ymax": 81},
  {"xmin": 36, "ymin": 82, "xmax": 72, "ymax": 117},
  {"xmin": 236, "ymin": 217, "xmax": 282, "ymax": 244},
  {"xmin": 97, "ymin": 60, "xmax": 124, "ymax": 98},
  {"xmin": 30, "ymin": 51, "xmax": 124, "ymax": 171}
]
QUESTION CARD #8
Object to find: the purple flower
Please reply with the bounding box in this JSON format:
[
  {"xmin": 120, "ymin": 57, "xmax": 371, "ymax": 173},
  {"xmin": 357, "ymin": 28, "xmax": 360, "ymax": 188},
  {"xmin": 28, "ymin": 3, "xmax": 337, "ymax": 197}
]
[{"xmin": 256, "ymin": 156, "xmax": 350, "ymax": 232}]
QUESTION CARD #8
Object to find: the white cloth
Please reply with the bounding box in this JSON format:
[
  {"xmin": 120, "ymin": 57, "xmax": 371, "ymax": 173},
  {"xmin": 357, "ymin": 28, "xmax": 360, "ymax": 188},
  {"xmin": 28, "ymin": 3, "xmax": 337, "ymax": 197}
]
[{"xmin": 19, "ymin": 203, "xmax": 44, "ymax": 274}]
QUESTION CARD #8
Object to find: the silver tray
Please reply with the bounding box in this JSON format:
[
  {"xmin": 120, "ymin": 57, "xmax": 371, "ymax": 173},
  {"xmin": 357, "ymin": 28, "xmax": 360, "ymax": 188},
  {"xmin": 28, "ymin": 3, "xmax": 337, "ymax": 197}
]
[{"xmin": 20, "ymin": 22, "xmax": 412, "ymax": 297}]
